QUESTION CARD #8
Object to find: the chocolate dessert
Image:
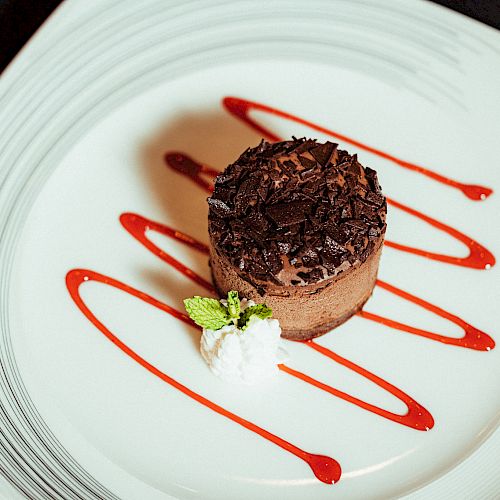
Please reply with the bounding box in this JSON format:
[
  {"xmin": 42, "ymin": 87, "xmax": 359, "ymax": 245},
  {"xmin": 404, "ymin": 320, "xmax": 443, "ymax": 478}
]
[{"xmin": 208, "ymin": 138, "xmax": 387, "ymax": 340}]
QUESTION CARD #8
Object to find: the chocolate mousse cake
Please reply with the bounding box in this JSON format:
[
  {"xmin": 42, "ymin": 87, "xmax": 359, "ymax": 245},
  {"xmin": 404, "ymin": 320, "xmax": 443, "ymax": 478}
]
[{"xmin": 208, "ymin": 138, "xmax": 387, "ymax": 340}]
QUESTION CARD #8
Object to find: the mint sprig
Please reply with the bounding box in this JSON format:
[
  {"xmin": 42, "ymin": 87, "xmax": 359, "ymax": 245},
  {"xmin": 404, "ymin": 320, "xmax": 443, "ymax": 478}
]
[
  {"xmin": 183, "ymin": 297, "xmax": 229, "ymax": 330},
  {"xmin": 227, "ymin": 291, "xmax": 240, "ymax": 322},
  {"xmin": 183, "ymin": 291, "xmax": 272, "ymax": 331},
  {"xmin": 238, "ymin": 304, "xmax": 273, "ymax": 330}
]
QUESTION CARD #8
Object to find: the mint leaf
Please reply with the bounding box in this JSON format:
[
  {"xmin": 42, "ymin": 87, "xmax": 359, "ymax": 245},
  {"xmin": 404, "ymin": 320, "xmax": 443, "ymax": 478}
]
[
  {"xmin": 183, "ymin": 297, "xmax": 230, "ymax": 330},
  {"xmin": 227, "ymin": 291, "xmax": 240, "ymax": 321},
  {"xmin": 238, "ymin": 304, "xmax": 272, "ymax": 330}
]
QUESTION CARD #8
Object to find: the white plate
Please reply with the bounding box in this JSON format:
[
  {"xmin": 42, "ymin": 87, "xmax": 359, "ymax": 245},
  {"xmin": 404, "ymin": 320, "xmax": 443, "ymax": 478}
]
[{"xmin": 1, "ymin": 1, "xmax": 499, "ymax": 498}]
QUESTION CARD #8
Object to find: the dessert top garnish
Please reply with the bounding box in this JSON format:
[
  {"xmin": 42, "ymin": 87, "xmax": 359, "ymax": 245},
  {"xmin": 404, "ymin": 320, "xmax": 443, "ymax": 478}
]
[
  {"xmin": 184, "ymin": 291, "xmax": 286, "ymax": 385},
  {"xmin": 208, "ymin": 138, "xmax": 387, "ymax": 289},
  {"xmin": 184, "ymin": 291, "xmax": 272, "ymax": 331}
]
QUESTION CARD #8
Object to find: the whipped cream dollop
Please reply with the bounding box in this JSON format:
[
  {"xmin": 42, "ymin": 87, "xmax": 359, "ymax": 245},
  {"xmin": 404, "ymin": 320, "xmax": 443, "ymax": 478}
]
[{"xmin": 200, "ymin": 299, "xmax": 288, "ymax": 385}]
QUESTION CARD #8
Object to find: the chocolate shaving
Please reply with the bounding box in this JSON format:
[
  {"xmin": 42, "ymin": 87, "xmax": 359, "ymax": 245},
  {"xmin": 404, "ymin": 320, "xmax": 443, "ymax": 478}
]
[
  {"xmin": 207, "ymin": 198, "xmax": 232, "ymax": 217},
  {"xmin": 309, "ymin": 141, "xmax": 337, "ymax": 167},
  {"xmin": 267, "ymin": 200, "xmax": 311, "ymax": 227}
]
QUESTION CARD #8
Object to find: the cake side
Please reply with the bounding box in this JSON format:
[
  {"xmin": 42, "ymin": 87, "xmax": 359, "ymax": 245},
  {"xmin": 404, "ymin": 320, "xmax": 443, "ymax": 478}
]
[{"xmin": 210, "ymin": 239, "xmax": 383, "ymax": 339}]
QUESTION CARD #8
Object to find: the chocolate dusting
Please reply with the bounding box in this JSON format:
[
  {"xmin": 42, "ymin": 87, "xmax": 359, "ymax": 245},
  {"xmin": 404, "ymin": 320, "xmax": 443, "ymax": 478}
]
[{"xmin": 208, "ymin": 138, "xmax": 387, "ymax": 291}]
